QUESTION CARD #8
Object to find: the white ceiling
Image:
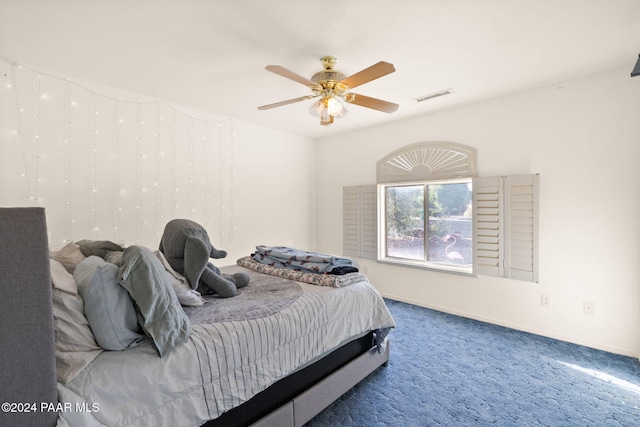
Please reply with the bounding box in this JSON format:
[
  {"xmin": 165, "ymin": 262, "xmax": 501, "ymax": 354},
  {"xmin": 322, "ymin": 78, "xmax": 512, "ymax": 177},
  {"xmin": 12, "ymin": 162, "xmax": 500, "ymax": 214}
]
[{"xmin": 1, "ymin": 0, "xmax": 639, "ymax": 139}]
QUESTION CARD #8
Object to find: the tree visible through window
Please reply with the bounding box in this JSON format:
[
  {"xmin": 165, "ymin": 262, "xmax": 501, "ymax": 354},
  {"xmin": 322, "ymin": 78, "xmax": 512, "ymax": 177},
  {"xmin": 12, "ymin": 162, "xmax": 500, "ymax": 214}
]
[{"xmin": 383, "ymin": 179, "xmax": 473, "ymax": 272}]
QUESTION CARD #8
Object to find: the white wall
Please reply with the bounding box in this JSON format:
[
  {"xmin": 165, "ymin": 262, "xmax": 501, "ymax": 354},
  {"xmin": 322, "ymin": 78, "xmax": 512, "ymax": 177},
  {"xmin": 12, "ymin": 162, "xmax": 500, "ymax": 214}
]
[
  {"xmin": 3, "ymin": 56, "xmax": 638, "ymax": 358},
  {"xmin": 227, "ymin": 118, "xmax": 317, "ymax": 261},
  {"xmin": 0, "ymin": 58, "xmax": 316, "ymax": 264},
  {"xmin": 316, "ymin": 66, "xmax": 640, "ymax": 357}
]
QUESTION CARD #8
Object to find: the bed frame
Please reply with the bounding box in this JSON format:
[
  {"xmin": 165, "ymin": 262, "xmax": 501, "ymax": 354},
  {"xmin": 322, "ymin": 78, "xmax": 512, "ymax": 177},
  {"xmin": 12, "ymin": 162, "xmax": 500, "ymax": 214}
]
[
  {"xmin": 0, "ymin": 208, "xmax": 57, "ymax": 427},
  {"xmin": 0, "ymin": 207, "xmax": 389, "ymax": 427}
]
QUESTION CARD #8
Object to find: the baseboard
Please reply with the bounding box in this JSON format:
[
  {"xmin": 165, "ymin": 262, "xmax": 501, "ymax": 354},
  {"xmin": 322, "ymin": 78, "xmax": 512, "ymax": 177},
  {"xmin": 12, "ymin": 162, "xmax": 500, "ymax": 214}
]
[{"xmin": 381, "ymin": 293, "xmax": 638, "ymax": 358}]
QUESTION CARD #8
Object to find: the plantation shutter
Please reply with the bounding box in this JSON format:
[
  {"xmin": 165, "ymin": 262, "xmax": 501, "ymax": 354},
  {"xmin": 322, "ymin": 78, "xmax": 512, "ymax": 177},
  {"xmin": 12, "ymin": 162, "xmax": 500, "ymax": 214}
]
[
  {"xmin": 473, "ymin": 174, "xmax": 539, "ymax": 282},
  {"xmin": 473, "ymin": 176, "xmax": 503, "ymax": 277},
  {"xmin": 504, "ymin": 174, "xmax": 539, "ymax": 282},
  {"xmin": 343, "ymin": 187, "xmax": 360, "ymax": 257},
  {"xmin": 343, "ymin": 185, "xmax": 377, "ymax": 260}
]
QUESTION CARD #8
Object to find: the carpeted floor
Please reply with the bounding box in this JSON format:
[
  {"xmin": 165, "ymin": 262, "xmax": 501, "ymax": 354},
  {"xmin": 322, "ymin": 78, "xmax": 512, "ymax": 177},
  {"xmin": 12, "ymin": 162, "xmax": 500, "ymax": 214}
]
[{"xmin": 305, "ymin": 299, "xmax": 640, "ymax": 426}]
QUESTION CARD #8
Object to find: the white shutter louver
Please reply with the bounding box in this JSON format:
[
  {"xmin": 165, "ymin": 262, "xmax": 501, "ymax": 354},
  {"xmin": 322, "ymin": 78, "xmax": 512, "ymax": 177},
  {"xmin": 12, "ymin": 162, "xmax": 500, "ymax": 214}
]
[
  {"xmin": 343, "ymin": 185, "xmax": 377, "ymax": 260},
  {"xmin": 473, "ymin": 174, "xmax": 539, "ymax": 282},
  {"xmin": 360, "ymin": 186, "xmax": 377, "ymax": 259},
  {"xmin": 504, "ymin": 174, "xmax": 539, "ymax": 282},
  {"xmin": 343, "ymin": 187, "xmax": 360, "ymax": 257},
  {"xmin": 473, "ymin": 176, "xmax": 503, "ymax": 277}
]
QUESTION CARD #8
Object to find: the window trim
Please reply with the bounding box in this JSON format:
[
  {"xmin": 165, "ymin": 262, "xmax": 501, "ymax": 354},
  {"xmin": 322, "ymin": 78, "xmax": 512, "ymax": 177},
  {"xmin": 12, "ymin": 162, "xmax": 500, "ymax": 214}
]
[
  {"xmin": 342, "ymin": 141, "xmax": 539, "ymax": 282},
  {"xmin": 377, "ymin": 177, "xmax": 474, "ymax": 275}
]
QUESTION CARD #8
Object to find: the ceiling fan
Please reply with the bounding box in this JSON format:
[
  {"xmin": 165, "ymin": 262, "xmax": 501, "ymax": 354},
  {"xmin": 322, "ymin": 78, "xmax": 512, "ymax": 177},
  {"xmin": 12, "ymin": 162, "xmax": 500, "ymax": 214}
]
[{"xmin": 258, "ymin": 56, "xmax": 398, "ymax": 126}]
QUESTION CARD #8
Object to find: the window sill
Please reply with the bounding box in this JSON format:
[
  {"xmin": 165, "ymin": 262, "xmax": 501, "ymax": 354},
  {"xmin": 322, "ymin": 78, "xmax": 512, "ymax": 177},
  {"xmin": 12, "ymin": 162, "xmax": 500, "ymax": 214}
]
[{"xmin": 377, "ymin": 257, "xmax": 475, "ymax": 277}]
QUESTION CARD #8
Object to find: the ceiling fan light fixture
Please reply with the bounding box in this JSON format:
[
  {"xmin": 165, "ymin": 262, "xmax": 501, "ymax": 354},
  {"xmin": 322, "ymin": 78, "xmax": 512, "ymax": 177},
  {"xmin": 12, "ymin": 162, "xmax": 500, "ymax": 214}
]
[
  {"xmin": 309, "ymin": 96, "xmax": 347, "ymax": 125},
  {"xmin": 309, "ymin": 99, "xmax": 325, "ymax": 117},
  {"xmin": 326, "ymin": 96, "xmax": 343, "ymax": 115},
  {"xmin": 308, "ymin": 99, "xmax": 332, "ymax": 124},
  {"xmin": 320, "ymin": 116, "xmax": 334, "ymax": 126}
]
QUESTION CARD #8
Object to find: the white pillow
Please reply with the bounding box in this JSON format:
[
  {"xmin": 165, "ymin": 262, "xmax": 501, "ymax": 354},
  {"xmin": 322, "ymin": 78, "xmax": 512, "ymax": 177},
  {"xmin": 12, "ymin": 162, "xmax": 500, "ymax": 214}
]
[
  {"xmin": 50, "ymin": 241, "xmax": 86, "ymax": 274},
  {"xmin": 50, "ymin": 259, "xmax": 103, "ymax": 383}
]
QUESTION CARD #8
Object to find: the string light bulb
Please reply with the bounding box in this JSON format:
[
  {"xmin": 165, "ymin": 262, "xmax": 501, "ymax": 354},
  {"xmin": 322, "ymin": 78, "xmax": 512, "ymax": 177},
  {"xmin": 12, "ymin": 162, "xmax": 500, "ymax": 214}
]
[{"xmin": 3, "ymin": 59, "xmax": 235, "ymax": 248}]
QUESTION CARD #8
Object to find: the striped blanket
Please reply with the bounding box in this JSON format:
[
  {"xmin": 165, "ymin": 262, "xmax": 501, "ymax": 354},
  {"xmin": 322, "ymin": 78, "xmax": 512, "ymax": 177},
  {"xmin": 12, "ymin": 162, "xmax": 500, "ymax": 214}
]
[{"xmin": 56, "ymin": 266, "xmax": 395, "ymax": 427}]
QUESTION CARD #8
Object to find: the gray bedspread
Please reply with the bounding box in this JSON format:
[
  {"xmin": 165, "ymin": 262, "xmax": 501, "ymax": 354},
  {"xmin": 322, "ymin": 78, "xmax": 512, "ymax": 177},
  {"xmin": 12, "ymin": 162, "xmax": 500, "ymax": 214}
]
[
  {"xmin": 56, "ymin": 265, "xmax": 396, "ymax": 427},
  {"xmin": 183, "ymin": 270, "xmax": 302, "ymax": 323}
]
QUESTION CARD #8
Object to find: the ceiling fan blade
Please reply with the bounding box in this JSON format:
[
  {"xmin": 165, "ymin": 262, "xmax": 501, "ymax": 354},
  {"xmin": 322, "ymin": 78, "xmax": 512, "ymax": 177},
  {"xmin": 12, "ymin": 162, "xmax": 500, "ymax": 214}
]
[
  {"xmin": 345, "ymin": 93, "xmax": 399, "ymax": 113},
  {"xmin": 258, "ymin": 95, "xmax": 317, "ymax": 110},
  {"xmin": 340, "ymin": 61, "xmax": 395, "ymax": 89},
  {"xmin": 265, "ymin": 65, "xmax": 316, "ymax": 86}
]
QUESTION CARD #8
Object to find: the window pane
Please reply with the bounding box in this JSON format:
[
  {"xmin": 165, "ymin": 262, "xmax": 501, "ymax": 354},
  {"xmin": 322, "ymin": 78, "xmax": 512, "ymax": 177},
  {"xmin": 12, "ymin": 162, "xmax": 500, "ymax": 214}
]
[
  {"xmin": 385, "ymin": 185, "xmax": 424, "ymax": 260},
  {"xmin": 427, "ymin": 182, "xmax": 473, "ymax": 265}
]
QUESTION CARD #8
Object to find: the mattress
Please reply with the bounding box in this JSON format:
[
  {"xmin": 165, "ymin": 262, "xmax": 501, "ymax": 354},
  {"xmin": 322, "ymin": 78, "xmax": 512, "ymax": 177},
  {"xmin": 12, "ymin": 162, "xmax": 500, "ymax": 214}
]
[{"xmin": 56, "ymin": 266, "xmax": 395, "ymax": 427}]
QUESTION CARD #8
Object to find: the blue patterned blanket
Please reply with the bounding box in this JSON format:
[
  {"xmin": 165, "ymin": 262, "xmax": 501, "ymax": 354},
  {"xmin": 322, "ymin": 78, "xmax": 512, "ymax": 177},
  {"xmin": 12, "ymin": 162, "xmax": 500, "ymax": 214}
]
[{"xmin": 251, "ymin": 245, "xmax": 357, "ymax": 274}]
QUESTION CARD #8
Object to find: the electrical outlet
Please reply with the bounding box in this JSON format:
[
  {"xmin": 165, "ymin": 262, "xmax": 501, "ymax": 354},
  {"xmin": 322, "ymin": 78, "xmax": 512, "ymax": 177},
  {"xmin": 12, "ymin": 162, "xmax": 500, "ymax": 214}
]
[
  {"xmin": 583, "ymin": 301, "xmax": 594, "ymax": 315},
  {"xmin": 541, "ymin": 294, "xmax": 551, "ymax": 307}
]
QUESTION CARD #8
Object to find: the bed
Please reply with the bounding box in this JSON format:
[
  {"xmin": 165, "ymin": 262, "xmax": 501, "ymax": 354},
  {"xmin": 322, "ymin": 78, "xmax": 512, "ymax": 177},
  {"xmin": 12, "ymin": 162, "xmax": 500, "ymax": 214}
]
[{"xmin": 0, "ymin": 207, "xmax": 395, "ymax": 427}]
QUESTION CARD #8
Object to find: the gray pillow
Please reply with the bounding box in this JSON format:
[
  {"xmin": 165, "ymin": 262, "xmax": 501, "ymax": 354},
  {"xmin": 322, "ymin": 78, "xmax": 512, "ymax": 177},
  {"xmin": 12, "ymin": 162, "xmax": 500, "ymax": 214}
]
[
  {"xmin": 74, "ymin": 256, "xmax": 145, "ymax": 351},
  {"xmin": 76, "ymin": 239, "xmax": 124, "ymax": 259}
]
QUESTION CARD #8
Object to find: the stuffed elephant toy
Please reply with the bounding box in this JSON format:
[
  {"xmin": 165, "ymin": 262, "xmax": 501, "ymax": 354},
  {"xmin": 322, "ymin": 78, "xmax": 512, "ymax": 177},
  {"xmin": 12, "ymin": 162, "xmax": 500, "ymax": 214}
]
[{"xmin": 159, "ymin": 219, "xmax": 249, "ymax": 297}]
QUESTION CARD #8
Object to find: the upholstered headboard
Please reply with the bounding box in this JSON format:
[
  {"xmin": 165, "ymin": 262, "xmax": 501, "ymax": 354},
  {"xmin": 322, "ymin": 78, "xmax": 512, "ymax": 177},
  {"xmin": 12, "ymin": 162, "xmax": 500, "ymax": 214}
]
[{"xmin": 0, "ymin": 208, "xmax": 58, "ymax": 427}]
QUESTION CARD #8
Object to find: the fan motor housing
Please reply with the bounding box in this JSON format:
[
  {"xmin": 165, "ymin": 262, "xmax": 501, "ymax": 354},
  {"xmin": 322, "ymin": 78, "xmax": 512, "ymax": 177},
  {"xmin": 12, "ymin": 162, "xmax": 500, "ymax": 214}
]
[{"xmin": 311, "ymin": 70, "xmax": 349, "ymax": 94}]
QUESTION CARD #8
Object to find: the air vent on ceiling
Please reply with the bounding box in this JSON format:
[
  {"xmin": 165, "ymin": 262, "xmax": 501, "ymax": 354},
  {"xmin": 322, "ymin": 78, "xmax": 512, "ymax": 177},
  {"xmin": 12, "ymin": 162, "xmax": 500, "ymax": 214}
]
[{"xmin": 413, "ymin": 88, "xmax": 455, "ymax": 103}]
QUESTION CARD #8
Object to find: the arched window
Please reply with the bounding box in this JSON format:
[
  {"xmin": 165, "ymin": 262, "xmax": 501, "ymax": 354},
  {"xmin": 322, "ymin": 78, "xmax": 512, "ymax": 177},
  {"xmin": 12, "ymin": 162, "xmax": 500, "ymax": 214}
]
[
  {"xmin": 344, "ymin": 142, "xmax": 538, "ymax": 281},
  {"xmin": 377, "ymin": 142, "xmax": 476, "ymax": 183},
  {"xmin": 377, "ymin": 143, "xmax": 476, "ymax": 274}
]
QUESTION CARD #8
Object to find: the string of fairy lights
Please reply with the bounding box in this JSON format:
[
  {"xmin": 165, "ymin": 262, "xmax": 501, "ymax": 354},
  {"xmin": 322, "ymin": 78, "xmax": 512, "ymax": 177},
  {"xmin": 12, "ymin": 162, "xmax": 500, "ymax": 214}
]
[
  {"xmin": 7, "ymin": 63, "xmax": 31, "ymax": 201},
  {"xmin": 64, "ymin": 79, "xmax": 72, "ymax": 239},
  {"xmin": 113, "ymin": 99, "xmax": 122, "ymax": 241},
  {"xmin": 90, "ymin": 91, "xmax": 98, "ymax": 239},
  {"xmin": 33, "ymin": 72, "xmax": 42, "ymax": 205},
  {"xmin": 1, "ymin": 58, "xmax": 235, "ymax": 248}
]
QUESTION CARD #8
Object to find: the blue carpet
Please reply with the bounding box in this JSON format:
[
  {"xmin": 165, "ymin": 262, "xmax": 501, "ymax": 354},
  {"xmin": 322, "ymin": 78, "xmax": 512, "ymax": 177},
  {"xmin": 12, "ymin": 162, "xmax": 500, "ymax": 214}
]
[{"xmin": 305, "ymin": 299, "xmax": 640, "ymax": 426}]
